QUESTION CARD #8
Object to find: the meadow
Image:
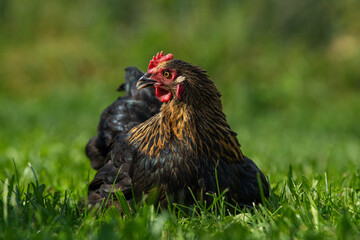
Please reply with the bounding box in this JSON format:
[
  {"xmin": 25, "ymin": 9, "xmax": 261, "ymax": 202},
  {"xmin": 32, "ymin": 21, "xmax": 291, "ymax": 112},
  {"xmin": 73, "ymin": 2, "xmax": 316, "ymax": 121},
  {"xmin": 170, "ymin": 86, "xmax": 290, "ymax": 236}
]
[{"xmin": 0, "ymin": 0, "xmax": 359, "ymax": 239}]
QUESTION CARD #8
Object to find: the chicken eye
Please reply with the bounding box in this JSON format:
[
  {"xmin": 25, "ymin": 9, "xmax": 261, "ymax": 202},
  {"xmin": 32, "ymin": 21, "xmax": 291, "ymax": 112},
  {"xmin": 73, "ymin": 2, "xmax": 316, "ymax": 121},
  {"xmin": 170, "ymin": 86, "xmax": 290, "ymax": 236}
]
[{"xmin": 162, "ymin": 70, "xmax": 171, "ymax": 78}]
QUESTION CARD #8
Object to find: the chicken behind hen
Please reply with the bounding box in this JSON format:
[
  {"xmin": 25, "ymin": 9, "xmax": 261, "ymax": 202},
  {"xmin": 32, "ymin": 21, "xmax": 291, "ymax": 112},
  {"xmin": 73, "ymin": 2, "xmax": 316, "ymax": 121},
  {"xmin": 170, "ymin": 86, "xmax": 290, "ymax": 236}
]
[{"xmin": 85, "ymin": 67, "xmax": 161, "ymax": 170}]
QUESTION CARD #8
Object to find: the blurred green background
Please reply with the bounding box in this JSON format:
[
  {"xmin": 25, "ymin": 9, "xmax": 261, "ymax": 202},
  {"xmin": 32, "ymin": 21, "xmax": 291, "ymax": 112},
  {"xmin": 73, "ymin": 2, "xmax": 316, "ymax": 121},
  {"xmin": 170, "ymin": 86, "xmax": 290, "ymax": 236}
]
[{"xmin": 0, "ymin": 0, "xmax": 359, "ymax": 197}]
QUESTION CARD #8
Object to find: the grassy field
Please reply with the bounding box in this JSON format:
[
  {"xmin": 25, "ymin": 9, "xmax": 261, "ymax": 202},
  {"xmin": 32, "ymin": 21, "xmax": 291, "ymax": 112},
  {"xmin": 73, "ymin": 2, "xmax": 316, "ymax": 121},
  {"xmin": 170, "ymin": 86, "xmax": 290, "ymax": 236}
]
[{"xmin": 1, "ymin": 0, "xmax": 360, "ymax": 239}]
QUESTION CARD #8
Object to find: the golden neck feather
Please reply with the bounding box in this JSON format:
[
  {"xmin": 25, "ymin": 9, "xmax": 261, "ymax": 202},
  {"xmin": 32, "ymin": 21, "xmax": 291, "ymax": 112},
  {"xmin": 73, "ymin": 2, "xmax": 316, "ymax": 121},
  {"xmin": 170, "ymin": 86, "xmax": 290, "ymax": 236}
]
[{"xmin": 127, "ymin": 95, "xmax": 244, "ymax": 163}]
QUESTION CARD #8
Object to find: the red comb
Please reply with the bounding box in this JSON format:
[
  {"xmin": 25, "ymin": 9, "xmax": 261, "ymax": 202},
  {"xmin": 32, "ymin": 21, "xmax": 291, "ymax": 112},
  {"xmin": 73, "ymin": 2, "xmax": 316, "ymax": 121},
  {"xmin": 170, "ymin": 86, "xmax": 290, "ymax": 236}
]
[{"xmin": 148, "ymin": 51, "xmax": 174, "ymax": 72}]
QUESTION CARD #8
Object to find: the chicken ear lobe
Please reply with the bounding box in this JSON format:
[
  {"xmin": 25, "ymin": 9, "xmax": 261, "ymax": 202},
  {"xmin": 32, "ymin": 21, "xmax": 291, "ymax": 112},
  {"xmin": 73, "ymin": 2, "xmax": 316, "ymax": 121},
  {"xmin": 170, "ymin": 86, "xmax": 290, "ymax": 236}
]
[{"xmin": 176, "ymin": 83, "xmax": 184, "ymax": 101}]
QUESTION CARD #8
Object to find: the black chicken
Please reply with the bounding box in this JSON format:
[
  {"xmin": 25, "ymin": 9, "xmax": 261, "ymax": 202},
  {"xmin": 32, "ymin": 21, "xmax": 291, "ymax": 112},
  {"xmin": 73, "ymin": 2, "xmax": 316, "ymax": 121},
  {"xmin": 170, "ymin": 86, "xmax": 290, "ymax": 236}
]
[
  {"xmin": 86, "ymin": 52, "xmax": 269, "ymax": 209},
  {"xmin": 85, "ymin": 67, "xmax": 161, "ymax": 170}
]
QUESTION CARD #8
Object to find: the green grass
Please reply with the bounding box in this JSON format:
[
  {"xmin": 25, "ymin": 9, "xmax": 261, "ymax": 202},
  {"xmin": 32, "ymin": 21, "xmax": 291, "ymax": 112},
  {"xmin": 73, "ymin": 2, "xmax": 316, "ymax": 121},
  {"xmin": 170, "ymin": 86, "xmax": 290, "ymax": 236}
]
[
  {"xmin": 2, "ymin": 157, "xmax": 359, "ymax": 239},
  {"xmin": 1, "ymin": 0, "xmax": 360, "ymax": 239}
]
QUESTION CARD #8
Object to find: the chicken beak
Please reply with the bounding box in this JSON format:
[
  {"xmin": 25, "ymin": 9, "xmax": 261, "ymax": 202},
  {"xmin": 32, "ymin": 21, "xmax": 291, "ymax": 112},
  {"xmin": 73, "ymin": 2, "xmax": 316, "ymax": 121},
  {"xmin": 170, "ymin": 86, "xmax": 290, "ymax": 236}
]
[{"xmin": 137, "ymin": 73, "xmax": 157, "ymax": 89}]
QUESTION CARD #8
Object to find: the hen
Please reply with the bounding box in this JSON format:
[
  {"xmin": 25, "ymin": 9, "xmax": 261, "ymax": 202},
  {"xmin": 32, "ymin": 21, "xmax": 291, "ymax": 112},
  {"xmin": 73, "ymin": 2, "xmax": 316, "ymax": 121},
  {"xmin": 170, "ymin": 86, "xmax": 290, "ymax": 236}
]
[{"xmin": 87, "ymin": 52, "xmax": 269, "ymax": 209}]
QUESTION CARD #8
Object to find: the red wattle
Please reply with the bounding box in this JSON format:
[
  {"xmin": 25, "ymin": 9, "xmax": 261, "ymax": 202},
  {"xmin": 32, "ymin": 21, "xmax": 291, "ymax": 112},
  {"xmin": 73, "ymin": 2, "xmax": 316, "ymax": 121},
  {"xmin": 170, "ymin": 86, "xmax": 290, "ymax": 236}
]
[{"xmin": 155, "ymin": 86, "xmax": 172, "ymax": 103}]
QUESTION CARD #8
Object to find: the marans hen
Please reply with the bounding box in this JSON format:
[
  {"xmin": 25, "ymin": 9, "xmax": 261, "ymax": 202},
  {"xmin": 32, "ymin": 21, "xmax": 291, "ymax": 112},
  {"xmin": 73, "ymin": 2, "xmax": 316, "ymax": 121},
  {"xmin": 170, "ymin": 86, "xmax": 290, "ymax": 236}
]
[{"xmin": 87, "ymin": 52, "xmax": 269, "ymax": 209}]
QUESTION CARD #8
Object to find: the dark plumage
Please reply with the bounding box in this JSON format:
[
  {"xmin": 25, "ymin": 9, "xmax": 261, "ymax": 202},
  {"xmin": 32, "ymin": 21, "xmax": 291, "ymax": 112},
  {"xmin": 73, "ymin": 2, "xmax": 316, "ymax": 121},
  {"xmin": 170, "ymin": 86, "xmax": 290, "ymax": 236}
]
[
  {"xmin": 86, "ymin": 53, "xmax": 269, "ymax": 209},
  {"xmin": 85, "ymin": 67, "xmax": 161, "ymax": 170}
]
